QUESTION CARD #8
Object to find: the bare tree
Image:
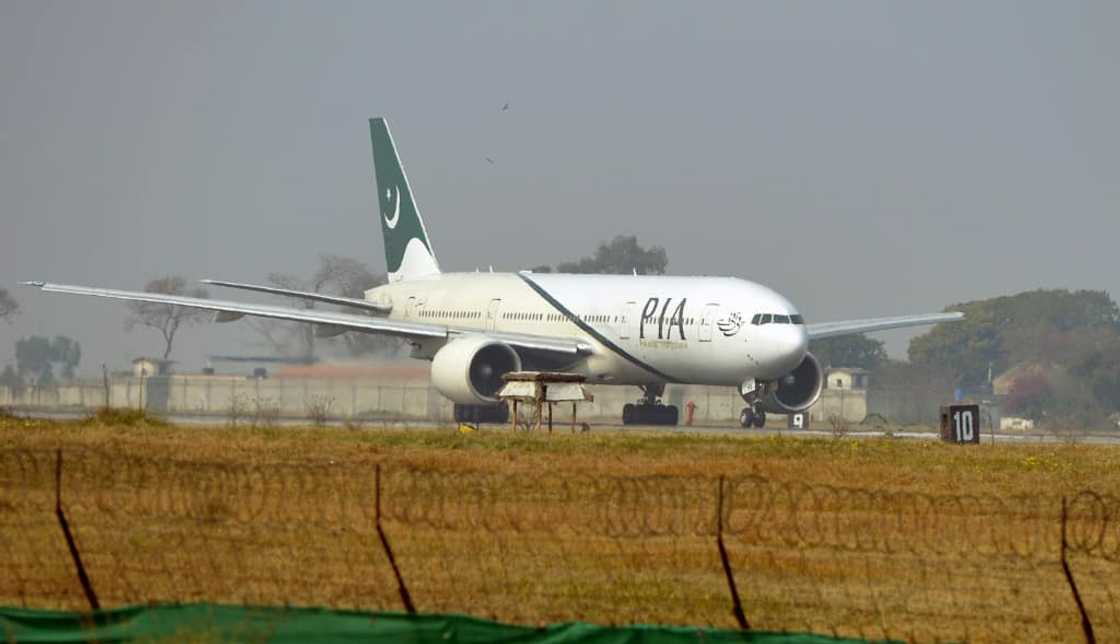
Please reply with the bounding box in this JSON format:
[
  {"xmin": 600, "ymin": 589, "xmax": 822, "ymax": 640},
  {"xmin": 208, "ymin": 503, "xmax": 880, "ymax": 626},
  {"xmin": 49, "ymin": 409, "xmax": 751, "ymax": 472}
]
[
  {"xmin": 124, "ymin": 277, "xmax": 210, "ymax": 360},
  {"xmin": 249, "ymin": 272, "xmax": 316, "ymax": 358},
  {"xmin": 249, "ymin": 255, "xmax": 400, "ymax": 359},
  {"xmin": 0, "ymin": 288, "xmax": 18, "ymax": 323}
]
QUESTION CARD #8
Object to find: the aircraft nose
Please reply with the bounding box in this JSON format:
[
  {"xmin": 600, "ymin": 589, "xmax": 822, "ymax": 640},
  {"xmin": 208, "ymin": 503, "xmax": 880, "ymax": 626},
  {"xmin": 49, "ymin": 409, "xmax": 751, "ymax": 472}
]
[
  {"xmin": 794, "ymin": 325, "xmax": 809, "ymax": 357},
  {"xmin": 756, "ymin": 323, "xmax": 809, "ymax": 379}
]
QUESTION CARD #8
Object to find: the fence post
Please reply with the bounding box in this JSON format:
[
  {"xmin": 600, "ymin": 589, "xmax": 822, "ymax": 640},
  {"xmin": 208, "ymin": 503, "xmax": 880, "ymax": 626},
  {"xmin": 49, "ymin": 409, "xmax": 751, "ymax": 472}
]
[
  {"xmin": 1061, "ymin": 496, "xmax": 1095, "ymax": 644},
  {"xmin": 717, "ymin": 475, "xmax": 750, "ymax": 630},
  {"xmin": 55, "ymin": 450, "xmax": 100, "ymax": 612},
  {"xmin": 375, "ymin": 464, "xmax": 416, "ymax": 614}
]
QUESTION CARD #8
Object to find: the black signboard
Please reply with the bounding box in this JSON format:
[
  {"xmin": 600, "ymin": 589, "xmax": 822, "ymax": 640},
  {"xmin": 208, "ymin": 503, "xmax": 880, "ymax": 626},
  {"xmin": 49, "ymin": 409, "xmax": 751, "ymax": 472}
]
[{"xmin": 940, "ymin": 404, "xmax": 980, "ymax": 444}]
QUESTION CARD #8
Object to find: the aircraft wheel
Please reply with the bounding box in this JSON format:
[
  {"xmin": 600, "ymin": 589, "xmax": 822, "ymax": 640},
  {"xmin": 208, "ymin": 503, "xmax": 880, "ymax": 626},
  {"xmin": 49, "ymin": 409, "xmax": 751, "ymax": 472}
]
[
  {"xmin": 752, "ymin": 410, "xmax": 767, "ymax": 428},
  {"xmin": 739, "ymin": 407, "xmax": 754, "ymax": 428},
  {"xmin": 665, "ymin": 405, "xmax": 680, "ymax": 426},
  {"xmin": 454, "ymin": 404, "xmax": 508, "ymax": 424},
  {"xmin": 622, "ymin": 403, "xmax": 635, "ymax": 425},
  {"xmin": 485, "ymin": 404, "xmax": 509, "ymax": 424}
]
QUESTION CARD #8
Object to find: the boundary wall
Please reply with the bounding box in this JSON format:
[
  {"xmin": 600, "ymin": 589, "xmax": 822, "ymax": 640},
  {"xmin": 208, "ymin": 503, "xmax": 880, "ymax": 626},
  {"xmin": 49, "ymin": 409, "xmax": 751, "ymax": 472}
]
[{"xmin": 0, "ymin": 374, "xmax": 886, "ymax": 426}]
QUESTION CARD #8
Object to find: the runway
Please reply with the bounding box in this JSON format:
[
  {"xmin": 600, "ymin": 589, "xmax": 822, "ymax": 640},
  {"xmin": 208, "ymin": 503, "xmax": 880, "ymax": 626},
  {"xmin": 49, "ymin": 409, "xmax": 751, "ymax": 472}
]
[{"xmin": 15, "ymin": 408, "xmax": 1120, "ymax": 444}]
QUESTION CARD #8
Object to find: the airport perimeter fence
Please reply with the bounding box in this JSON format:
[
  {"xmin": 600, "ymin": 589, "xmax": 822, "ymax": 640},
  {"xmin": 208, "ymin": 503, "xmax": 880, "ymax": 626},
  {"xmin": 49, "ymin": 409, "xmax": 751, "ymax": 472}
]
[{"xmin": 1, "ymin": 448, "xmax": 1117, "ymax": 642}]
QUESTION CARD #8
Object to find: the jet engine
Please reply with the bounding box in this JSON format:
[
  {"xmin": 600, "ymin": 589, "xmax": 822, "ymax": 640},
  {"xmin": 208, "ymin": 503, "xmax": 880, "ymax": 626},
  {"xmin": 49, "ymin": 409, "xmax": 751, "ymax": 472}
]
[
  {"xmin": 430, "ymin": 336, "xmax": 521, "ymax": 404},
  {"xmin": 760, "ymin": 352, "xmax": 824, "ymax": 414}
]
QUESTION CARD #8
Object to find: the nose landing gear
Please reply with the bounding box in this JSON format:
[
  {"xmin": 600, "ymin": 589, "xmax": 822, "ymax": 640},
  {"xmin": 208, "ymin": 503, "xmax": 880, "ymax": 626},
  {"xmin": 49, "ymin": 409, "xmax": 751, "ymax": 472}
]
[
  {"xmin": 738, "ymin": 379, "xmax": 769, "ymax": 429},
  {"xmin": 621, "ymin": 384, "xmax": 679, "ymax": 426}
]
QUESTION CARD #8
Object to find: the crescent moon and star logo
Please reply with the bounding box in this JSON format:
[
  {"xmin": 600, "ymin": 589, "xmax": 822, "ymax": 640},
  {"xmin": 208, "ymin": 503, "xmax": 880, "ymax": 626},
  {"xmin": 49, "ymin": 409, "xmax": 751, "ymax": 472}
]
[
  {"xmin": 383, "ymin": 186, "xmax": 400, "ymax": 229},
  {"xmin": 717, "ymin": 312, "xmax": 744, "ymax": 337}
]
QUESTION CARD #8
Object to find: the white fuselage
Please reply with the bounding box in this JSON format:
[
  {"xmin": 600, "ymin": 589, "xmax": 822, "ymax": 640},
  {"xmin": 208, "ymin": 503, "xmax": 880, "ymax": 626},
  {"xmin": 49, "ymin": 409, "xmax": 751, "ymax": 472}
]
[{"xmin": 369, "ymin": 272, "xmax": 810, "ymax": 387}]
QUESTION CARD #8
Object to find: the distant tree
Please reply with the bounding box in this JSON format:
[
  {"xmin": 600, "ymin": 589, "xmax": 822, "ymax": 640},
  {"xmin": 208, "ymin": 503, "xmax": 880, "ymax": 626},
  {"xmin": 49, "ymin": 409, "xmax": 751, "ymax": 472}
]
[
  {"xmin": 0, "ymin": 288, "xmax": 17, "ymax": 322},
  {"xmin": 551, "ymin": 235, "xmax": 669, "ymax": 275},
  {"xmin": 1067, "ymin": 329, "xmax": 1120, "ymax": 412},
  {"xmin": 870, "ymin": 359, "xmax": 955, "ymax": 392},
  {"xmin": 909, "ymin": 289, "xmax": 1120, "ymax": 390},
  {"xmin": 50, "ymin": 336, "xmax": 81, "ymax": 379},
  {"xmin": 1005, "ymin": 372, "xmax": 1054, "ymax": 422},
  {"xmin": 16, "ymin": 336, "xmax": 54, "ymax": 383},
  {"xmin": 249, "ymin": 255, "xmax": 399, "ymax": 359},
  {"xmin": 0, "ymin": 365, "xmax": 22, "ymax": 395},
  {"xmin": 809, "ymin": 335, "xmax": 888, "ymax": 370},
  {"xmin": 15, "ymin": 335, "xmax": 80, "ymax": 384},
  {"xmin": 124, "ymin": 277, "xmax": 210, "ymax": 360}
]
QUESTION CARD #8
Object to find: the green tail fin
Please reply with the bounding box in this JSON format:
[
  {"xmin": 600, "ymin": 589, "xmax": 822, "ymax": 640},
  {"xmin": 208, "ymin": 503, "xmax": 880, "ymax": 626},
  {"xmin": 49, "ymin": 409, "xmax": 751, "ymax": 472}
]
[{"xmin": 369, "ymin": 118, "xmax": 440, "ymax": 282}]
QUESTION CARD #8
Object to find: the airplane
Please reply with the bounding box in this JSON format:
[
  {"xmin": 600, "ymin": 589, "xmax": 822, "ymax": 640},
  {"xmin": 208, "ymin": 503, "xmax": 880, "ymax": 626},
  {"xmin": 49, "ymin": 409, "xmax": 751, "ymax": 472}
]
[{"xmin": 24, "ymin": 118, "xmax": 963, "ymax": 428}]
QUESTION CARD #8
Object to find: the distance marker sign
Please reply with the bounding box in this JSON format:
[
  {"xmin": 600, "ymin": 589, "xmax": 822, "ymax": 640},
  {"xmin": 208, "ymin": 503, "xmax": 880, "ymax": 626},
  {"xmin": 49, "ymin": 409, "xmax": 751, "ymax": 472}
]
[{"xmin": 940, "ymin": 404, "xmax": 980, "ymax": 444}]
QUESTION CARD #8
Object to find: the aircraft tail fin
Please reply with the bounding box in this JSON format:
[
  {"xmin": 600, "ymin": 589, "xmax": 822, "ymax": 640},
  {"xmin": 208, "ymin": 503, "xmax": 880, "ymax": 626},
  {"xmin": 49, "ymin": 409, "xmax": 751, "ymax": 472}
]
[{"xmin": 369, "ymin": 118, "xmax": 440, "ymax": 282}]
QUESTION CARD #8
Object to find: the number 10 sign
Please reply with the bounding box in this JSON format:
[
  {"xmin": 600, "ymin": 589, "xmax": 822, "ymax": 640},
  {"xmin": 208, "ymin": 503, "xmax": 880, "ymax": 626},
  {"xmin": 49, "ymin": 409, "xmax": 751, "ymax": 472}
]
[{"xmin": 940, "ymin": 404, "xmax": 980, "ymax": 444}]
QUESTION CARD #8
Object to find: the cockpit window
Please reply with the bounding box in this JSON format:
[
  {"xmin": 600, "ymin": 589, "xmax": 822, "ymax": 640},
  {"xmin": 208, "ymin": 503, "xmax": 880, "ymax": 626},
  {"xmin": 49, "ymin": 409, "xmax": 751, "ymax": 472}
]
[{"xmin": 753, "ymin": 312, "xmax": 806, "ymax": 325}]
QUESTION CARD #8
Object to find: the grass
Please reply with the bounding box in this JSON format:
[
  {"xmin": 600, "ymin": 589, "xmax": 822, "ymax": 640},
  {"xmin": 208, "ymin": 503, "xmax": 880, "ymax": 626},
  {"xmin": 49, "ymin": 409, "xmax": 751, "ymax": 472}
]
[
  {"xmin": 1, "ymin": 413, "xmax": 1118, "ymax": 642},
  {"xmin": 3, "ymin": 412, "xmax": 1118, "ymax": 495}
]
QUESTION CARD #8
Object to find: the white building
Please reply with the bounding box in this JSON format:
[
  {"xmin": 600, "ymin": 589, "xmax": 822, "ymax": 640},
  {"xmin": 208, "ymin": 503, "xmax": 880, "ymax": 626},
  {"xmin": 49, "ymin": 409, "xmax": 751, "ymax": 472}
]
[{"xmin": 132, "ymin": 357, "xmax": 174, "ymax": 378}]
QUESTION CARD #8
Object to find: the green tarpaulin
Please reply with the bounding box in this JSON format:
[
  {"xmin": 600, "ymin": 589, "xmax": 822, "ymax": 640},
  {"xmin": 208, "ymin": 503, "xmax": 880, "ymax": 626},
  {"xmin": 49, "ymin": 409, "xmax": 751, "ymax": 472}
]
[{"xmin": 0, "ymin": 604, "xmax": 885, "ymax": 643}]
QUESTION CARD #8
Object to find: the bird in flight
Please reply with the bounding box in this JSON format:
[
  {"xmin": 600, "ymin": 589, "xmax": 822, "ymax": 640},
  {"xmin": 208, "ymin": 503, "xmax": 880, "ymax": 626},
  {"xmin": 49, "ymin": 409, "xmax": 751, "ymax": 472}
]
[
  {"xmin": 500, "ymin": 102, "xmax": 510, "ymax": 111},
  {"xmin": 485, "ymin": 157, "xmax": 495, "ymax": 164}
]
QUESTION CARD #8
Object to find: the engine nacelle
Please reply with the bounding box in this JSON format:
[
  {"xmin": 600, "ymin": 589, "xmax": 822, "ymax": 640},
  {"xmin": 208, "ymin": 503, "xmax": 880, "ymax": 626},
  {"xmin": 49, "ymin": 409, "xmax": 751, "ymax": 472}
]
[
  {"xmin": 760, "ymin": 352, "xmax": 824, "ymax": 414},
  {"xmin": 430, "ymin": 336, "xmax": 521, "ymax": 404}
]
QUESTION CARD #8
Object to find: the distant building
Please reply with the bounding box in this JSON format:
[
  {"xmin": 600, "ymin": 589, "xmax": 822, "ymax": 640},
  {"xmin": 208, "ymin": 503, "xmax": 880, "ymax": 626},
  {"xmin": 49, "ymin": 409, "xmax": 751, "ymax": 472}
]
[
  {"xmin": 1000, "ymin": 416, "xmax": 1036, "ymax": 432},
  {"xmin": 274, "ymin": 361, "xmax": 429, "ymax": 382},
  {"xmin": 132, "ymin": 357, "xmax": 174, "ymax": 378},
  {"xmin": 823, "ymin": 367, "xmax": 869, "ymax": 391},
  {"xmin": 992, "ymin": 362, "xmax": 1065, "ymax": 396}
]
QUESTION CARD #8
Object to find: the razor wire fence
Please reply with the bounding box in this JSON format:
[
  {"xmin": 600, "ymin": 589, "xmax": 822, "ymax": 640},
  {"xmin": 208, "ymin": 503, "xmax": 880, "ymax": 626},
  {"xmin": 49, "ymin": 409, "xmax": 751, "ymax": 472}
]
[{"xmin": 0, "ymin": 447, "xmax": 1117, "ymax": 642}]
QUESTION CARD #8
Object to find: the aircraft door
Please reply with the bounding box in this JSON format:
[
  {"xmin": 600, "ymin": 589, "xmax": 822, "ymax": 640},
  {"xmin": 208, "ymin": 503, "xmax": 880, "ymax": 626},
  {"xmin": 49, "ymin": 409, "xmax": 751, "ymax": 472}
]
[
  {"xmin": 486, "ymin": 298, "xmax": 502, "ymax": 331},
  {"xmin": 699, "ymin": 303, "xmax": 719, "ymax": 342},
  {"xmin": 618, "ymin": 301, "xmax": 637, "ymax": 340}
]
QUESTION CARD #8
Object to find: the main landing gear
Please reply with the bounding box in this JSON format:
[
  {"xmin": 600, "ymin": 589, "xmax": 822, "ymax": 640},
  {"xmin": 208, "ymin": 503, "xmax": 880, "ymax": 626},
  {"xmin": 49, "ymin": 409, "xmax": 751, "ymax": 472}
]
[
  {"xmin": 738, "ymin": 379, "xmax": 768, "ymax": 429},
  {"xmin": 739, "ymin": 403, "xmax": 767, "ymax": 429},
  {"xmin": 621, "ymin": 384, "xmax": 679, "ymax": 426}
]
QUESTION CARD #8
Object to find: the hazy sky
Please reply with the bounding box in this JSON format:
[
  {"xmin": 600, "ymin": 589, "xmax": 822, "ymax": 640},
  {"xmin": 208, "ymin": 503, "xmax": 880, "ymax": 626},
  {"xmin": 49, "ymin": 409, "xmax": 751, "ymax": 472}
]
[{"xmin": 1, "ymin": 1, "xmax": 1117, "ymax": 373}]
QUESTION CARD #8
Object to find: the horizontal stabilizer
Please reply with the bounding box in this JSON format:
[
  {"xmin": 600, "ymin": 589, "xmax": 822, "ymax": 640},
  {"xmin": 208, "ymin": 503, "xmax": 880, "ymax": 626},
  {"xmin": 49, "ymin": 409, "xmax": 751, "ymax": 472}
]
[{"xmin": 200, "ymin": 279, "xmax": 391, "ymax": 314}]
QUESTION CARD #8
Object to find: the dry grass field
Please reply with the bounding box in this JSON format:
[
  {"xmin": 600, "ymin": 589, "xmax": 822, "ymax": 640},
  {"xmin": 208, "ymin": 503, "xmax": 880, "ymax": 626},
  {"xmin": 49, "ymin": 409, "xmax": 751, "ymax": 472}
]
[{"xmin": 2, "ymin": 410, "xmax": 1119, "ymax": 642}]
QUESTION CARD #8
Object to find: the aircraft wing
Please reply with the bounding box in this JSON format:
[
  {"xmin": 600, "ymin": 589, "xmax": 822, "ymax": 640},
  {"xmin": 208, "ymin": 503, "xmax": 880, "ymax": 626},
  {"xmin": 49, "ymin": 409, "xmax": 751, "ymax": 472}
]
[
  {"xmin": 22, "ymin": 282, "xmax": 592, "ymax": 357},
  {"xmin": 806, "ymin": 312, "xmax": 963, "ymax": 340},
  {"xmin": 200, "ymin": 279, "xmax": 391, "ymax": 314}
]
